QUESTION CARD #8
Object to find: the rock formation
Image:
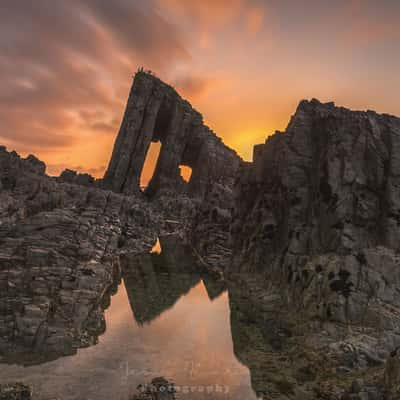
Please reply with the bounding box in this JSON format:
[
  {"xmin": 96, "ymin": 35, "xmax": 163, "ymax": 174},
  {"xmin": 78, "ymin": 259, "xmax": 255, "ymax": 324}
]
[
  {"xmin": 230, "ymin": 99, "xmax": 400, "ymax": 398},
  {"xmin": 231, "ymin": 99, "xmax": 400, "ymax": 322},
  {"xmin": 4, "ymin": 68, "xmax": 400, "ymax": 399},
  {"xmin": 0, "ymin": 383, "xmax": 32, "ymax": 400},
  {"xmin": 0, "ymin": 146, "xmax": 158, "ymax": 364},
  {"xmin": 103, "ymin": 71, "xmax": 242, "ymax": 198}
]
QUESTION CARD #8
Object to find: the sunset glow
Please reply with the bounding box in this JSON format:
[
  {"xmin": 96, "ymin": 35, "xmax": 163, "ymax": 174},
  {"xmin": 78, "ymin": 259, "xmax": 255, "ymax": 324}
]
[{"xmin": 1, "ymin": 1, "xmax": 400, "ymax": 185}]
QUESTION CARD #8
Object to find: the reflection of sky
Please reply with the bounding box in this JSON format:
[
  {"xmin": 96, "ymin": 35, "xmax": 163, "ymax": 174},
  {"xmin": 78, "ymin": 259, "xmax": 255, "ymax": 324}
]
[{"xmin": 0, "ymin": 281, "xmax": 257, "ymax": 400}]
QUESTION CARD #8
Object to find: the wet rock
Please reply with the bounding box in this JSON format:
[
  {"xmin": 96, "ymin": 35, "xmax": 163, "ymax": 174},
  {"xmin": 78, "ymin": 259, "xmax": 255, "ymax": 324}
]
[
  {"xmin": 0, "ymin": 146, "xmax": 159, "ymax": 364},
  {"xmin": 190, "ymin": 183, "xmax": 235, "ymax": 270},
  {"xmin": 131, "ymin": 377, "xmax": 176, "ymax": 400},
  {"xmin": 384, "ymin": 348, "xmax": 400, "ymax": 392},
  {"xmin": 58, "ymin": 169, "xmax": 95, "ymax": 187},
  {"xmin": 0, "ymin": 383, "xmax": 32, "ymax": 400},
  {"xmin": 229, "ymin": 99, "xmax": 400, "ymax": 399}
]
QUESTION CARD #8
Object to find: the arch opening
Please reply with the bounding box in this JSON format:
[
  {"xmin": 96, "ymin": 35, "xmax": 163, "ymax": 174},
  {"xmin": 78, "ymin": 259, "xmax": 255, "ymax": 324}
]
[
  {"xmin": 140, "ymin": 141, "xmax": 161, "ymax": 190},
  {"xmin": 179, "ymin": 165, "xmax": 192, "ymax": 183}
]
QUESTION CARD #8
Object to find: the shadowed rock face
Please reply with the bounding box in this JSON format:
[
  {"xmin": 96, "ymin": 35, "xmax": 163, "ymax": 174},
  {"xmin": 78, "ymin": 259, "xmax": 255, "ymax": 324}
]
[
  {"xmin": 0, "ymin": 147, "xmax": 157, "ymax": 365},
  {"xmin": 103, "ymin": 71, "xmax": 242, "ymax": 198},
  {"xmin": 228, "ymin": 99, "xmax": 400, "ymax": 398},
  {"xmin": 230, "ymin": 99, "xmax": 400, "ymax": 324},
  {"xmin": 232, "ymin": 99, "xmax": 400, "ymax": 270},
  {"xmin": 228, "ymin": 279, "xmax": 393, "ymax": 400}
]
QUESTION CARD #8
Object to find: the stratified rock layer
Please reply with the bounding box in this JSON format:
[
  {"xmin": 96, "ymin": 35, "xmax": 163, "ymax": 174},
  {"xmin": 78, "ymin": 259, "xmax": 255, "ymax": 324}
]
[
  {"xmin": 0, "ymin": 147, "xmax": 158, "ymax": 364},
  {"xmin": 103, "ymin": 71, "xmax": 242, "ymax": 198}
]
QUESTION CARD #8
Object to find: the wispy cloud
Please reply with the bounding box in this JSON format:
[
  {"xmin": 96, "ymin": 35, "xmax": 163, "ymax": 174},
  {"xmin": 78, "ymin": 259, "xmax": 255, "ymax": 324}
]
[
  {"xmin": 1, "ymin": 0, "xmax": 400, "ymax": 177},
  {"xmin": 0, "ymin": 0, "xmax": 189, "ymax": 173}
]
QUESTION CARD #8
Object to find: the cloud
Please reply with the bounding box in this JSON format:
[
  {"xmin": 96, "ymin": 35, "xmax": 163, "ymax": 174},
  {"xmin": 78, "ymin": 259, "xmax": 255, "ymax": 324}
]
[
  {"xmin": 1, "ymin": 0, "xmax": 400, "ymax": 177},
  {"xmin": 158, "ymin": 0, "xmax": 245, "ymax": 28},
  {"xmin": 174, "ymin": 75, "xmax": 218, "ymax": 100},
  {"xmin": 339, "ymin": 1, "xmax": 400, "ymax": 46},
  {"xmin": 246, "ymin": 7, "xmax": 265, "ymax": 36},
  {"xmin": 0, "ymin": 0, "xmax": 190, "ymax": 170}
]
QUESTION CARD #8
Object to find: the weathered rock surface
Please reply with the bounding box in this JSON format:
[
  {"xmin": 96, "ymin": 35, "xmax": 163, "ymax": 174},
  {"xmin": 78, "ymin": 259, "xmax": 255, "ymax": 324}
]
[
  {"xmin": 0, "ymin": 70, "xmax": 236, "ymax": 363},
  {"xmin": 0, "ymin": 383, "xmax": 32, "ymax": 400},
  {"xmin": 0, "ymin": 146, "xmax": 158, "ymax": 364},
  {"xmin": 103, "ymin": 71, "xmax": 242, "ymax": 198},
  {"xmin": 58, "ymin": 168, "xmax": 96, "ymax": 187},
  {"xmin": 230, "ymin": 99, "xmax": 400, "ymax": 398},
  {"xmin": 3, "ymin": 70, "xmax": 400, "ymax": 400},
  {"xmin": 228, "ymin": 276, "xmax": 395, "ymax": 399}
]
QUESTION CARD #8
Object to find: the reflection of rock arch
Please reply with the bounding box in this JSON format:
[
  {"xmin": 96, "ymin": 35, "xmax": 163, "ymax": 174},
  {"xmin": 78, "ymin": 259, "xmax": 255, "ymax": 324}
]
[
  {"xmin": 103, "ymin": 72, "xmax": 241, "ymax": 198},
  {"xmin": 121, "ymin": 236, "xmax": 201, "ymax": 324}
]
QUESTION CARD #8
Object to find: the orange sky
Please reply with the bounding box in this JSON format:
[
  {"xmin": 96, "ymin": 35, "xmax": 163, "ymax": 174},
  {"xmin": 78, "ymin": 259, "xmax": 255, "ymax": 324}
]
[{"xmin": 1, "ymin": 0, "xmax": 400, "ymax": 184}]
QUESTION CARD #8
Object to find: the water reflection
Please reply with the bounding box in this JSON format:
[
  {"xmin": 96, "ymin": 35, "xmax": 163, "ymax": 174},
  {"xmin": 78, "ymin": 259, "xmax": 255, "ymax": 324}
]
[
  {"xmin": 122, "ymin": 236, "xmax": 201, "ymax": 325},
  {"xmin": 229, "ymin": 284, "xmax": 296, "ymax": 399},
  {"xmin": 0, "ymin": 267, "xmax": 120, "ymax": 367},
  {"xmin": 0, "ymin": 237, "xmax": 257, "ymax": 400}
]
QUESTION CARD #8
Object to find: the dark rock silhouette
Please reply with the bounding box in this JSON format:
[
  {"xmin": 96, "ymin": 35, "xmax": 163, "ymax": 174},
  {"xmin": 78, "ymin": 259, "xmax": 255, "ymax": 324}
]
[
  {"xmin": 121, "ymin": 236, "xmax": 200, "ymax": 324},
  {"xmin": 103, "ymin": 71, "xmax": 242, "ymax": 198},
  {"xmin": 3, "ymin": 69, "xmax": 400, "ymax": 399},
  {"xmin": 228, "ymin": 278, "xmax": 392, "ymax": 399},
  {"xmin": 202, "ymin": 274, "xmax": 226, "ymax": 300},
  {"xmin": 58, "ymin": 168, "xmax": 95, "ymax": 187},
  {"xmin": 232, "ymin": 99, "xmax": 400, "ymax": 267}
]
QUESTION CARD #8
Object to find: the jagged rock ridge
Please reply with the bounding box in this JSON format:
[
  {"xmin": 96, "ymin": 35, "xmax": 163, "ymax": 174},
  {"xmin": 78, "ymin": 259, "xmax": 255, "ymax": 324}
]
[
  {"xmin": 232, "ymin": 99, "xmax": 400, "ymax": 266},
  {"xmin": 230, "ymin": 99, "xmax": 400, "ymax": 398},
  {"xmin": 231, "ymin": 99, "xmax": 400, "ymax": 324}
]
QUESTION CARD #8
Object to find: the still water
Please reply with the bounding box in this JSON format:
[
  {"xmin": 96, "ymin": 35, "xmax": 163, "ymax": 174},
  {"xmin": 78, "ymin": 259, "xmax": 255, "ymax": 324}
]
[{"xmin": 0, "ymin": 241, "xmax": 259, "ymax": 400}]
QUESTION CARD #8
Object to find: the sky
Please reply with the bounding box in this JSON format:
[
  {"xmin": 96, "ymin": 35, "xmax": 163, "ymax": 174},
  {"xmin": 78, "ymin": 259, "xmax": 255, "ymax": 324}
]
[{"xmin": 1, "ymin": 0, "xmax": 400, "ymax": 180}]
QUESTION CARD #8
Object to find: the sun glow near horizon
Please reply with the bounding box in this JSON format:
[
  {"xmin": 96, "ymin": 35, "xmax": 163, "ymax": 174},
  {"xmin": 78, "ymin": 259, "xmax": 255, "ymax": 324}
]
[{"xmin": 1, "ymin": 1, "xmax": 399, "ymax": 178}]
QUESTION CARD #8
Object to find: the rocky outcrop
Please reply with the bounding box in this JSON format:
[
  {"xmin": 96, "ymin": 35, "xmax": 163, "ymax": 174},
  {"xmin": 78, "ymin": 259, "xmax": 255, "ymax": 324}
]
[
  {"xmin": 0, "ymin": 146, "xmax": 158, "ymax": 364},
  {"xmin": 231, "ymin": 99, "xmax": 400, "ymax": 323},
  {"xmin": 58, "ymin": 168, "xmax": 96, "ymax": 187},
  {"xmin": 190, "ymin": 182, "xmax": 235, "ymax": 270},
  {"xmin": 4, "ymin": 68, "xmax": 400, "ymax": 399},
  {"xmin": 103, "ymin": 71, "xmax": 242, "ymax": 198},
  {"xmin": 228, "ymin": 276, "xmax": 395, "ymax": 399},
  {"xmin": 0, "ymin": 383, "xmax": 32, "ymax": 400},
  {"xmin": 229, "ymin": 99, "xmax": 400, "ymax": 398}
]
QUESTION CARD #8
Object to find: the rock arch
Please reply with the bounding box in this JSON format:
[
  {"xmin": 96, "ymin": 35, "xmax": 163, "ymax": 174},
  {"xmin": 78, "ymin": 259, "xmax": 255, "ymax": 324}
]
[{"xmin": 103, "ymin": 71, "xmax": 242, "ymax": 198}]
